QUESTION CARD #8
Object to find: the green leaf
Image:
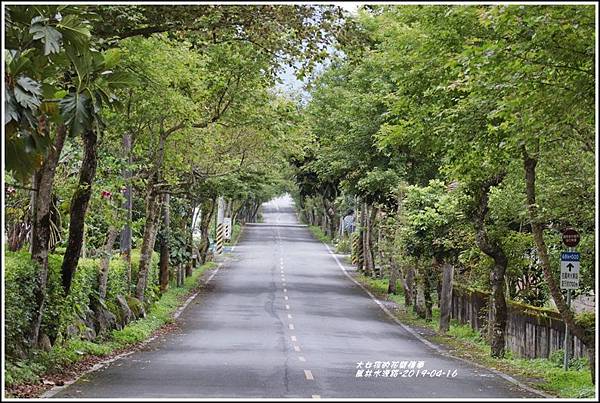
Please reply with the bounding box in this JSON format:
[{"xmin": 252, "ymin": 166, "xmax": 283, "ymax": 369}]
[
  {"xmin": 57, "ymin": 14, "xmax": 91, "ymax": 49},
  {"xmin": 103, "ymin": 48, "xmax": 121, "ymax": 69},
  {"xmin": 29, "ymin": 22, "xmax": 62, "ymax": 55},
  {"xmin": 60, "ymin": 91, "xmax": 91, "ymax": 136},
  {"xmin": 105, "ymin": 71, "xmax": 138, "ymax": 89},
  {"xmin": 14, "ymin": 76, "xmax": 42, "ymax": 110},
  {"xmin": 4, "ymin": 91, "xmax": 20, "ymax": 124},
  {"xmin": 64, "ymin": 46, "xmax": 93, "ymax": 85}
]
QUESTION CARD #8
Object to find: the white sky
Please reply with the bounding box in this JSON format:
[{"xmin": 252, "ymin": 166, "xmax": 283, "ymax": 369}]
[
  {"xmin": 274, "ymin": 3, "xmax": 363, "ymax": 100},
  {"xmin": 338, "ymin": 2, "xmax": 362, "ymax": 14}
]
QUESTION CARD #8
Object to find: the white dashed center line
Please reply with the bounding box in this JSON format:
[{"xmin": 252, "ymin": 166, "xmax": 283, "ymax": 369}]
[
  {"xmin": 291, "ymin": 335, "xmax": 297, "ymax": 342},
  {"xmin": 288, "ymin": 314, "xmax": 293, "ymax": 319},
  {"xmin": 284, "ymin": 296, "xmax": 289, "ymax": 300},
  {"xmin": 285, "ymin": 305, "xmax": 290, "ymax": 310},
  {"xmin": 304, "ymin": 370, "xmax": 314, "ymax": 380},
  {"xmin": 293, "ymin": 345, "xmax": 301, "ymax": 352},
  {"xmin": 289, "ymin": 324, "xmax": 295, "ymax": 330},
  {"xmin": 312, "ymin": 395, "xmax": 321, "ymax": 399},
  {"xmin": 299, "ymin": 356, "xmax": 306, "ymax": 362}
]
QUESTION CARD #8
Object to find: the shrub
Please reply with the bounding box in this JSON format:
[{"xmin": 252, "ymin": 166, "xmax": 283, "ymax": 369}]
[
  {"xmin": 4, "ymin": 248, "xmax": 159, "ymax": 359},
  {"xmin": 335, "ymin": 237, "xmax": 351, "ymax": 254},
  {"xmin": 105, "ymin": 257, "xmax": 129, "ymax": 303},
  {"xmin": 4, "ymin": 251, "xmax": 38, "ymax": 357}
]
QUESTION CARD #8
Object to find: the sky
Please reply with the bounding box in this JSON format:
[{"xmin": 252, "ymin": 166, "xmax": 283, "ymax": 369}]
[{"xmin": 274, "ymin": 2, "xmax": 363, "ymax": 102}]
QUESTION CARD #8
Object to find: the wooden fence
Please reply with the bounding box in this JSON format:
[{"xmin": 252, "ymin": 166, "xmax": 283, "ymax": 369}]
[{"xmin": 450, "ymin": 285, "xmax": 588, "ymax": 359}]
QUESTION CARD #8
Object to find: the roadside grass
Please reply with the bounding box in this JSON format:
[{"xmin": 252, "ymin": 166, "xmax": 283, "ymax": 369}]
[
  {"xmin": 353, "ymin": 273, "xmax": 594, "ymax": 398},
  {"xmin": 308, "ymin": 225, "xmax": 352, "ymax": 254},
  {"xmin": 334, "ymin": 237, "xmax": 351, "ymax": 254},
  {"xmin": 308, "ymin": 225, "xmax": 331, "ymax": 244},
  {"xmin": 5, "ymin": 261, "xmax": 218, "ymax": 389}
]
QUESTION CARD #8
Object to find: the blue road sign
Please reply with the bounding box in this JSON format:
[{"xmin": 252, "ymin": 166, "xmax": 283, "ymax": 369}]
[{"xmin": 560, "ymin": 252, "xmax": 580, "ymax": 261}]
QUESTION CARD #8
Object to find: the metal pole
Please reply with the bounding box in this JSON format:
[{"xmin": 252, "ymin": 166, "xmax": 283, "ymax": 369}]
[
  {"xmin": 563, "ymin": 289, "xmax": 571, "ymax": 370},
  {"xmin": 563, "ymin": 245, "xmax": 573, "ymax": 370}
]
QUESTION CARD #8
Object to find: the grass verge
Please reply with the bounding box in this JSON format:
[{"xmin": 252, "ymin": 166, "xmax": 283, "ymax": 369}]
[
  {"xmin": 353, "ymin": 273, "xmax": 594, "ymax": 398},
  {"xmin": 5, "ymin": 261, "xmax": 218, "ymax": 394},
  {"xmin": 307, "ymin": 224, "xmax": 331, "ymax": 244}
]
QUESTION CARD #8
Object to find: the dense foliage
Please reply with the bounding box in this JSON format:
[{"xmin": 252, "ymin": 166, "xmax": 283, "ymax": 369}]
[
  {"xmin": 291, "ymin": 4, "xmax": 595, "ymax": 367},
  {"xmin": 2, "ymin": 2, "xmax": 596, "ymax": 390},
  {"xmin": 3, "ymin": 4, "xmax": 347, "ymax": 371}
]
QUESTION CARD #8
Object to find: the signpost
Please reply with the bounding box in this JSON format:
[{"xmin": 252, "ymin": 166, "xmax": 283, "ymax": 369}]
[{"xmin": 560, "ymin": 228, "xmax": 580, "ymax": 370}]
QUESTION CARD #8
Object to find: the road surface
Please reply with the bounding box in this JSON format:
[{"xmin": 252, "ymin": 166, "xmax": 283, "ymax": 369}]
[{"xmin": 52, "ymin": 195, "xmax": 540, "ymax": 398}]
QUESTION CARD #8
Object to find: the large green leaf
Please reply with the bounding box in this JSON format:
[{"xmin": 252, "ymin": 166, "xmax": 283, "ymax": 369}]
[
  {"xmin": 29, "ymin": 21, "xmax": 63, "ymax": 55},
  {"xmin": 5, "ymin": 135, "xmax": 44, "ymax": 183},
  {"xmin": 14, "ymin": 76, "xmax": 42, "ymax": 110},
  {"xmin": 4, "ymin": 91, "xmax": 20, "ymax": 125},
  {"xmin": 58, "ymin": 14, "xmax": 91, "ymax": 50},
  {"xmin": 105, "ymin": 70, "xmax": 138, "ymax": 89},
  {"xmin": 64, "ymin": 46, "xmax": 93, "ymax": 85},
  {"xmin": 60, "ymin": 91, "xmax": 91, "ymax": 136}
]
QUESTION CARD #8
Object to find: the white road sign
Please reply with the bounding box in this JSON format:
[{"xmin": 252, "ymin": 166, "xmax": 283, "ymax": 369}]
[
  {"xmin": 560, "ymin": 252, "xmax": 580, "ymax": 290},
  {"xmin": 224, "ymin": 217, "xmax": 232, "ymax": 240}
]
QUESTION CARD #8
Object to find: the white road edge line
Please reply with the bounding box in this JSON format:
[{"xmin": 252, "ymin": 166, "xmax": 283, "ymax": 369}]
[
  {"xmin": 42, "ymin": 262, "xmax": 225, "ymax": 398},
  {"xmin": 322, "ymin": 243, "xmax": 551, "ymax": 399}
]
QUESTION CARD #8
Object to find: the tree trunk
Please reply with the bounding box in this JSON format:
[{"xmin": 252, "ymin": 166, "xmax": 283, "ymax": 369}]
[
  {"xmin": 523, "ymin": 147, "xmax": 595, "ymax": 383},
  {"xmin": 472, "ymin": 173, "xmax": 508, "ymax": 358},
  {"xmin": 323, "ymin": 197, "xmax": 337, "ymax": 239},
  {"xmin": 135, "ymin": 128, "xmax": 168, "ymax": 302},
  {"xmin": 30, "ymin": 124, "xmax": 67, "ymax": 346},
  {"xmin": 120, "ymin": 131, "xmax": 133, "ymax": 294},
  {"xmin": 134, "ymin": 186, "xmax": 162, "ymax": 302},
  {"xmin": 29, "ymin": 173, "xmax": 38, "ymax": 254},
  {"xmin": 98, "ymin": 226, "xmax": 119, "ymax": 300},
  {"xmin": 369, "ymin": 207, "xmax": 379, "ymax": 277},
  {"xmin": 414, "ymin": 260, "xmax": 428, "ymax": 319},
  {"xmin": 61, "ymin": 129, "xmax": 98, "ymax": 294},
  {"xmin": 403, "ymin": 266, "xmax": 415, "ymax": 307},
  {"xmin": 185, "ymin": 206, "xmax": 193, "ymax": 277},
  {"xmin": 159, "ymin": 193, "xmax": 170, "ymax": 293},
  {"xmin": 8, "ymin": 221, "xmax": 29, "ymax": 252},
  {"xmin": 252, "ymin": 202, "xmax": 260, "ymax": 222},
  {"xmin": 424, "ymin": 264, "xmax": 433, "ymax": 320},
  {"xmin": 387, "ymin": 259, "xmax": 399, "ymax": 294},
  {"xmin": 362, "ymin": 203, "xmax": 376, "ymax": 277},
  {"xmin": 359, "ymin": 204, "xmax": 367, "ymax": 273},
  {"xmin": 199, "ymin": 197, "xmax": 216, "ymax": 264},
  {"xmin": 439, "ymin": 262, "xmax": 454, "ymax": 333}
]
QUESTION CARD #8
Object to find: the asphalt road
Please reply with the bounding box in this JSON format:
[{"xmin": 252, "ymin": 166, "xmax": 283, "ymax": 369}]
[{"xmin": 52, "ymin": 195, "xmax": 541, "ymax": 398}]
